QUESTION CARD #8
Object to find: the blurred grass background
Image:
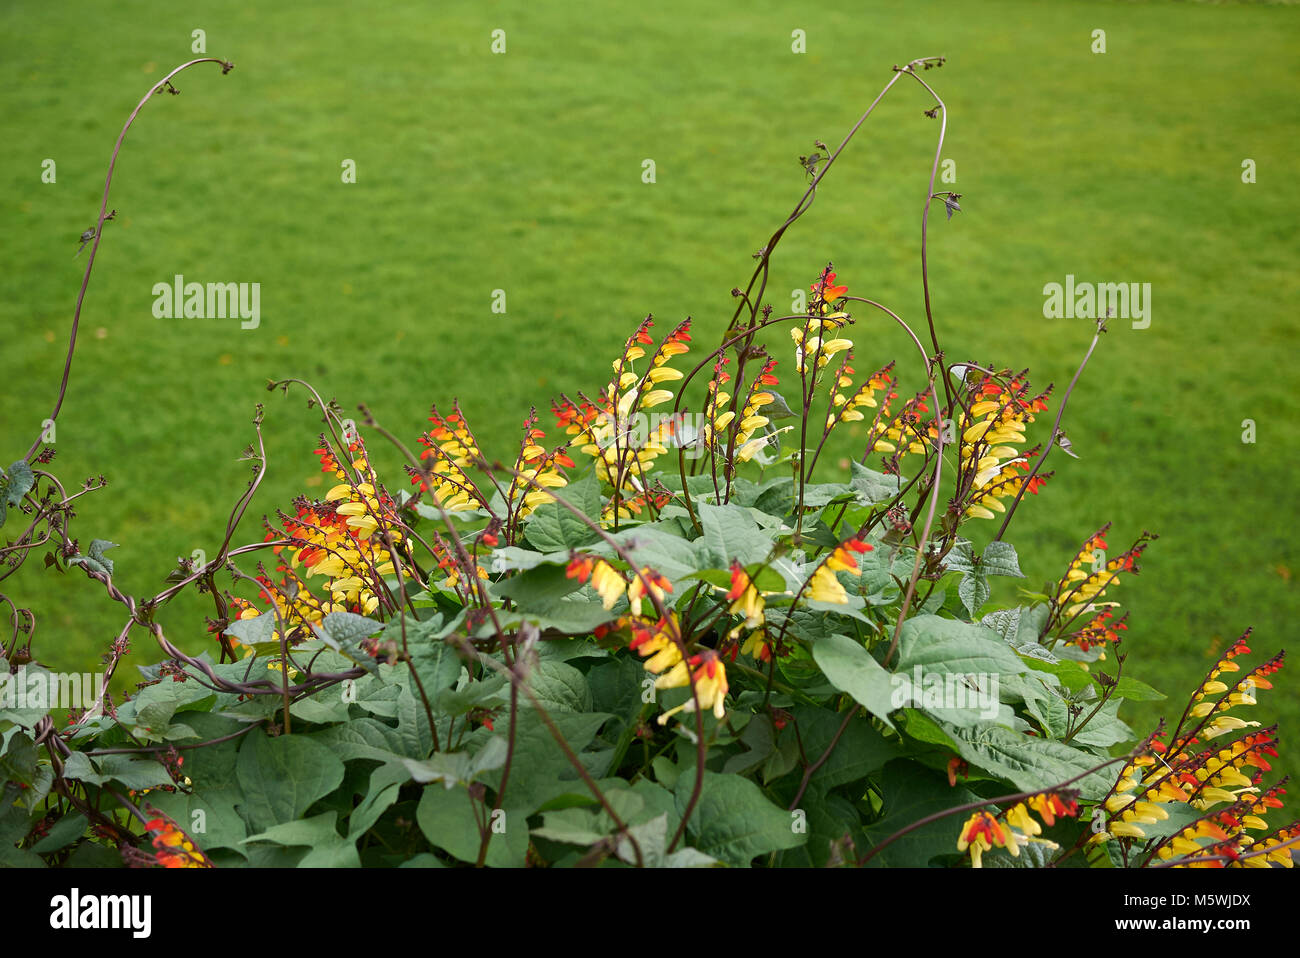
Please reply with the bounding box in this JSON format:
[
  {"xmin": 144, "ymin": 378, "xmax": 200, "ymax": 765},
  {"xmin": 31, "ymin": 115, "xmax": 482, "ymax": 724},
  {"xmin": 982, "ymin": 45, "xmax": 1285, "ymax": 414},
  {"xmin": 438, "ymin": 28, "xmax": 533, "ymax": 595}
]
[{"xmin": 1, "ymin": 1, "xmax": 1297, "ymax": 786}]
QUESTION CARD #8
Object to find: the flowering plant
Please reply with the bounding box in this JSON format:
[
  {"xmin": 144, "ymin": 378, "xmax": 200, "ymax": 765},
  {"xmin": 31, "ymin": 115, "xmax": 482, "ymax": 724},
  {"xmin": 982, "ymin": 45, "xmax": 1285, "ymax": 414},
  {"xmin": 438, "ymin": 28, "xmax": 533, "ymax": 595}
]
[{"xmin": 1, "ymin": 55, "xmax": 1294, "ymax": 870}]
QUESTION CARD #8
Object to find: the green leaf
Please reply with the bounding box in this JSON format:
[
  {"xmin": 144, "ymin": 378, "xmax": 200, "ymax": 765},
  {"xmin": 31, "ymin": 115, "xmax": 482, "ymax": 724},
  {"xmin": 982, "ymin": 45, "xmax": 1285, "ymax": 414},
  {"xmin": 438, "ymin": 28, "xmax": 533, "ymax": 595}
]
[
  {"xmin": 138, "ymin": 713, "xmax": 249, "ymax": 854},
  {"xmin": 936, "ymin": 721, "xmax": 1114, "ymax": 799},
  {"xmin": 958, "ymin": 571, "xmax": 991, "ymax": 618},
  {"xmin": 946, "ymin": 542, "xmax": 1023, "ymax": 617},
  {"xmin": 523, "ymin": 476, "xmax": 603, "ymax": 552},
  {"xmin": 130, "ymin": 680, "xmax": 215, "ymax": 739},
  {"xmin": 491, "ymin": 595, "xmax": 621, "ymax": 635},
  {"xmin": 319, "ymin": 611, "xmax": 383, "ymax": 645},
  {"xmin": 981, "ymin": 541, "xmax": 1025, "ymax": 578},
  {"xmin": 723, "ymin": 713, "xmax": 777, "ymax": 775},
  {"xmin": 315, "ymin": 611, "xmax": 385, "ymax": 672},
  {"xmin": 848, "ymin": 542, "xmax": 912, "ymax": 605},
  {"xmin": 66, "ymin": 539, "xmax": 119, "ymax": 577},
  {"xmin": 811, "ymin": 634, "xmax": 898, "ymax": 729},
  {"xmin": 408, "ymin": 639, "xmax": 465, "ymax": 708},
  {"xmin": 244, "ymin": 811, "xmax": 360, "ymax": 868},
  {"xmin": 860, "ymin": 760, "xmax": 980, "ymax": 867},
  {"xmin": 437, "ymin": 675, "xmax": 509, "ymax": 718},
  {"xmin": 983, "ymin": 607, "xmax": 1061, "ymax": 662},
  {"xmin": 1068, "ymin": 698, "xmax": 1135, "ymax": 748},
  {"xmin": 0, "ymin": 784, "xmax": 42, "ymax": 867},
  {"xmin": 652, "ymin": 755, "xmax": 680, "ymax": 790},
  {"xmin": 588, "ymin": 655, "xmax": 651, "ymax": 744},
  {"xmin": 1024, "ymin": 688, "xmax": 1071, "ymax": 739},
  {"xmin": 405, "ymin": 738, "xmax": 501, "ymax": 785},
  {"xmin": 980, "ymin": 607, "xmax": 1022, "ymax": 643},
  {"xmin": 3, "ymin": 460, "xmax": 34, "ymax": 507},
  {"xmin": 896, "ymin": 615, "xmax": 1030, "ymax": 677},
  {"xmin": 695, "ymin": 502, "xmax": 775, "ymax": 566},
  {"xmin": 1023, "ymin": 657, "xmax": 1095, "ymax": 693},
  {"xmin": 0, "ymin": 729, "xmax": 38, "ymax": 787},
  {"xmin": 520, "ymin": 660, "xmax": 592, "ymax": 714},
  {"xmin": 61, "ymin": 752, "xmax": 174, "ymax": 791},
  {"xmin": 478, "ymin": 710, "xmax": 613, "ymax": 816},
  {"xmin": 982, "ymin": 839, "xmax": 1057, "ymax": 868},
  {"xmin": 312, "ymin": 716, "xmax": 408, "ymax": 763},
  {"xmin": 948, "ymin": 539, "xmax": 1024, "ymax": 578},
  {"xmin": 290, "ymin": 689, "xmax": 353, "ymax": 725},
  {"xmin": 942, "ymin": 541, "xmax": 978, "ymax": 575},
  {"xmin": 485, "ymin": 546, "xmax": 568, "ymax": 573},
  {"xmin": 236, "ymin": 730, "xmax": 345, "ymax": 831},
  {"xmin": 530, "ymin": 807, "xmax": 607, "ymax": 846},
  {"xmin": 347, "ymin": 762, "xmax": 410, "ymax": 839},
  {"xmin": 800, "ymin": 482, "xmax": 855, "ymax": 509},
  {"xmin": 771, "ymin": 789, "xmax": 865, "ymax": 867},
  {"xmin": 674, "ymin": 771, "xmax": 804, "ymax": 867},
  {"xmin": 613, "ymin": 812, "xmax": 719, "ymax": 868},
  {"xmin": 1014, "ymin": 603, "xmax": 1051, "ymax": 646},
  {"xmin": 30, "ymin": 812, "xmax": 88, "ymax": 854},
  {"xmin": 417, "ymin": 783, "xmax": 528, "ymax": 867},
  {"xmin": 1107, "ymin": 676, "xmax": 1166, "ymax": 702},
  {"xmin": 784, "ymin": 704, "xmax": 901, "ymax": 791},
  {"xmin": 403, "ymin": 751, "xmax": 473, "ymax": 787},
  {"xmin": 224, "ymin": 611, "xmax": 276, "ymax": 648},
  {"xmin": 399, "ymin": 853, "xmax": 448, "ymax": 868},
  {"xmin": 598, "ymin": 524, "xmax": 705, "ymax": 582},
  {"xmin": 493, "ymin": 562, "xmax": 583, "ymax": 609},
  {"xmin": 849, "ymin": 462, "xmax": 903, "ymax": 505}
]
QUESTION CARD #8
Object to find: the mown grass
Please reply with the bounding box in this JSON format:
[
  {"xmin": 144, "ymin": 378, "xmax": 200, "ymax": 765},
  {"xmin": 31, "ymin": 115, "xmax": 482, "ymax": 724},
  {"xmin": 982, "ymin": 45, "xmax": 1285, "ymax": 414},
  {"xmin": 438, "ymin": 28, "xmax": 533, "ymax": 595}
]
[{"xmin": 2, "ymin": 0, "xmax": 1297, "ymax": 788}]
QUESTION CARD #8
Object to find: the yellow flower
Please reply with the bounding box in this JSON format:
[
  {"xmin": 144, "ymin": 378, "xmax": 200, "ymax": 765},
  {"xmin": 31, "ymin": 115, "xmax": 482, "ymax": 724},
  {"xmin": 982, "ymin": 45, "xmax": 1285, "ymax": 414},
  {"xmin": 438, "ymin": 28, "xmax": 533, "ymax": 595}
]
[
  {"xmin": 726, "ymin": 562, "xmax": 765, "ymax": 631},
  {"xmin": 1006, "ymin": 802, "xmax": 1042, "ymax": 837},
  {"xmin": 806, "ymin": 539, "xmax": 872, "ymax": 605},
  {"xmin": 1108, "ymin": 821, "xmax": 1147, "ymax": 839},
  {"xmin": 956, "ymin": 811, "xmax": 1008, "ymax": 869},
  {"xmin": 590, "ymin": 560, "xmax": 627, "ymax": 610},
  {"xmin": 808, "ymin": 565, "xmax": 848, "ymax": 604},
  {"xmin": 628, "ymin": 616, "xmax": 683, "ymax": 675},
  {"xmin": 656, "ymin": 651, "xmax": 729, "ymax": 724},
  {"xmin": 627, "ymin": 567, "xmax": 671, "ymax": 617}
]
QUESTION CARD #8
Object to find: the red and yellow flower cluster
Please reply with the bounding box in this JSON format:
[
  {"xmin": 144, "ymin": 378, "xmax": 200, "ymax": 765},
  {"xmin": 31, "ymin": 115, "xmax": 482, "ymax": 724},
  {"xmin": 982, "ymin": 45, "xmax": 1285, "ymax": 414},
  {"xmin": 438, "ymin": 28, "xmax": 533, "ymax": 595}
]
[
  {"xmin": 553, "ymin": 318, "xmax": 693, "ymax": 521},
  {"xmin": 956, "ymin": 374, "xmax": 1051, "ymax": 520},
  {"xmin": 567, "ymin": 554, "xmax": 734, "ymax": 725},
  {"xmin": 415, "ymin": 404, "xmax": 487, "ymax": 513},
  {"xmin": 1090, "ymin": 636, "xmax": 1297, "ymax": 866},
  {"xmin": 143, "ymin": 813, "xmax": 211, "ymax": 869},
  {"xmin": 808, "ymin": 538, "xmax": 873, "ymax": 605},
  {"xmin": 956, "ymin": 792, "xmax": 1079, "ymax": 868},
  {"xmin": 506, "ymin": 411, "xmax": 575, "ymax": 519},
  {"xmin": 222, "ymin": 436, "xmax": 413, "ymax": 665},
  {"xmin": 827, "ymin": 362, "xmax": 894, "ymax": 431},
  {"xmin": 792, "ymin": 268, "xmax": 853, "ymax": 377},
  {"xmin": 1047, "ymin": 525, "xmax": 1154, "ymax": 642}
]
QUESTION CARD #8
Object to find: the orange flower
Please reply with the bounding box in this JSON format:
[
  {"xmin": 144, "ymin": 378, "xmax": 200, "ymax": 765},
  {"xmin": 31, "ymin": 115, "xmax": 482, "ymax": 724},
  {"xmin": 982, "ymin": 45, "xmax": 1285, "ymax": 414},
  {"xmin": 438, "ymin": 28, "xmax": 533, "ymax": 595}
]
[
  {"xmin": 144, "ymin": 815, "xmax": 211, "ymax": 868},
  {"xmin": 811, "ymin": 267, "xmax": 848, "ymax": 303}
]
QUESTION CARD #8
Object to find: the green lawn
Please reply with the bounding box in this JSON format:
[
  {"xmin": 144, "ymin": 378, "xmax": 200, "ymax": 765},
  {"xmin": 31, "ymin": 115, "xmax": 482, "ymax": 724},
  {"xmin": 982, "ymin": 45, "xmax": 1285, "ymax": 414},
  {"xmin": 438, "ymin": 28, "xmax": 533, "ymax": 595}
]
[{"xmin": 2, "ymin": 0, "xmax": 1297, "ymax": 787}]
